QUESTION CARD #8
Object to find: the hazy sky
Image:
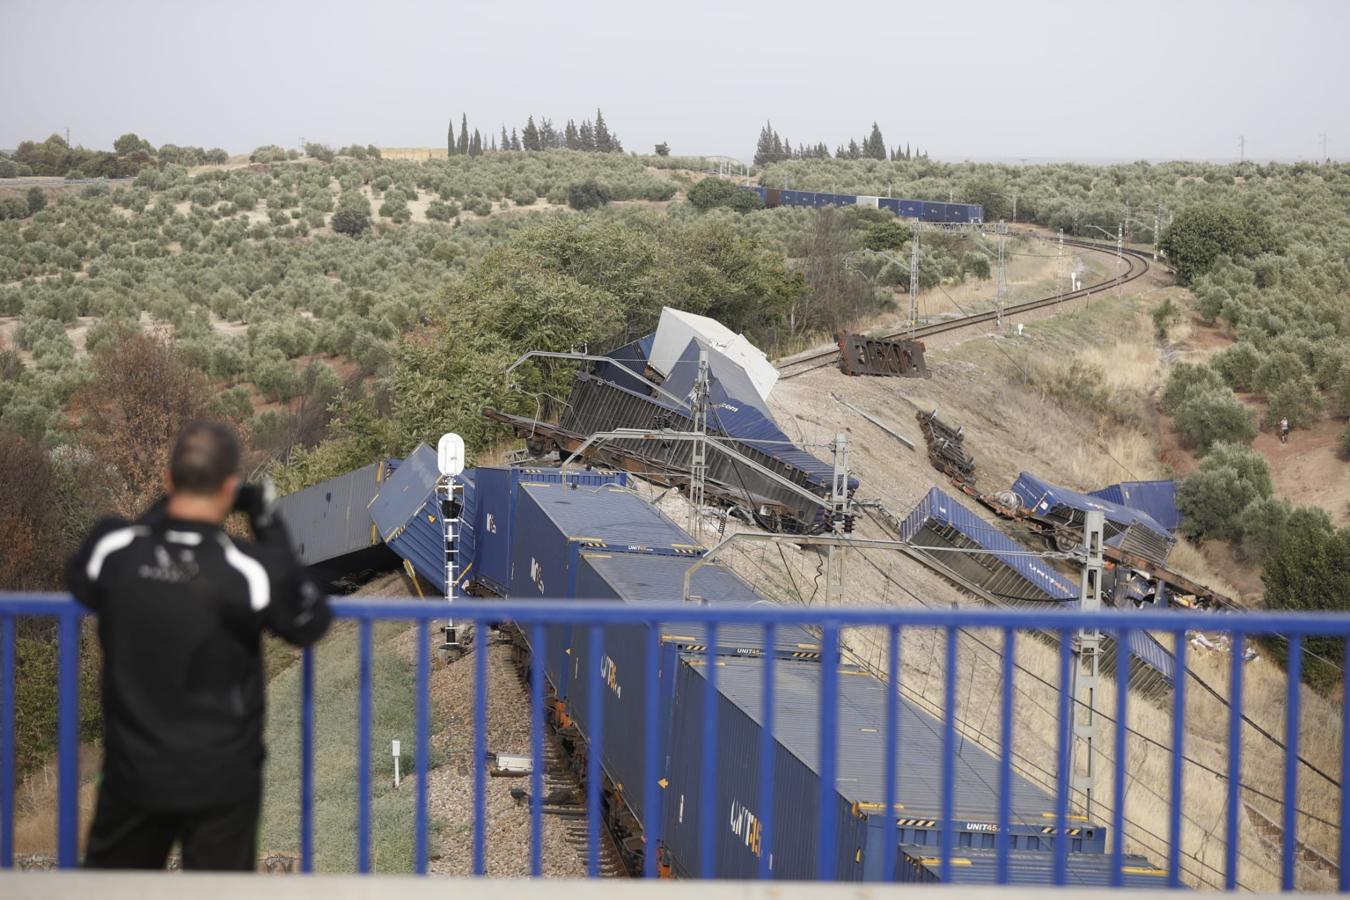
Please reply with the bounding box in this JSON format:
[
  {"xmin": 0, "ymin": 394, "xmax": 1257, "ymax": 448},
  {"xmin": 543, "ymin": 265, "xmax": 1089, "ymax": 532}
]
[{"xmin": 3, "ymin": 0, "xmax": 1346, "ymax": 162}]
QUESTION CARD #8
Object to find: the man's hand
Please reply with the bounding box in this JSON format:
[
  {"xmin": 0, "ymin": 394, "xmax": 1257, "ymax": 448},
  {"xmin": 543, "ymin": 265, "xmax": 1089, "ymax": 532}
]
[{"xmin": 233, "ymin": 477, "xmax": 279, "ymax": 533}]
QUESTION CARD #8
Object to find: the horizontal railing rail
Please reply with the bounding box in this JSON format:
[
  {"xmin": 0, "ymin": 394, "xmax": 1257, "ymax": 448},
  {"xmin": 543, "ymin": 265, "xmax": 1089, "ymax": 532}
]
[{"xmin": 1, "ymin": 592, "xmax": 1347, "ymax": 891}]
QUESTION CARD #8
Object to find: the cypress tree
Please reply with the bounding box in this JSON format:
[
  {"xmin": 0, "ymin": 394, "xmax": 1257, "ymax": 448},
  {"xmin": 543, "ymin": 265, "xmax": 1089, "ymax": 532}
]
[
  {"xmin": 753, "ymin": 123, "xmax": 776, "ymax": 167},
  {"xmin": 579, "ymin": 120, "xmax": 595, "ymax": 151},
  {"xmin": 500, "ymin": 125, "xmax": 510, "ymax": 151},
  {"xmin": 511, "ymin": 128, "xmax": 521, "ymax": 151},
  {"xmin": 447, "ymin": 119, "xmax": 456, "ymax": 156},
  {"xmin": 522, "ymin": 116, "xmax": 540, "ymax": 151},
  {"xmin": 564, "ymin": 120, "xmax": 580, "ymax": 150},
  {"xmin": 905, "ymin": 142, "xmax": 911, "ymax": 160},
  {"xmin": 458, "ymin": 114, "xmax": 469, "ymax": 155},
  {"xmin": 540, "ymin": 117, "xmax": 558, "ymax": 149},
  {"xmin": 866, "ymin": 122, "xmax": 886, "ymax": 160},
  {"xmin": 593, "ymin": 108, "xmax": 612, "ymax": 152},
  {"xmin": 470, "ymin": 129, "xmax": 482, "ymax": 156},
  {"xmin": 847, "ymin": 139, "xmax": 860, "ymax": 159}
]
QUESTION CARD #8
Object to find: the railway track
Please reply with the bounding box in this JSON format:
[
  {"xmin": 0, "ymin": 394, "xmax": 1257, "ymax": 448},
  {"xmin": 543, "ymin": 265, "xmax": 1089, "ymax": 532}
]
[{"xmin": 778, "ymin": 236, "xmax": 1156, "ymax": 379}]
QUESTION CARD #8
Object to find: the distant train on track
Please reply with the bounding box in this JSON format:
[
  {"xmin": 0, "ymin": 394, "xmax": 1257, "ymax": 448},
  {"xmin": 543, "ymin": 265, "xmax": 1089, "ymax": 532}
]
[{"xmin": 746, "ymin": 186, "xmax": 984, "ymax": 224}]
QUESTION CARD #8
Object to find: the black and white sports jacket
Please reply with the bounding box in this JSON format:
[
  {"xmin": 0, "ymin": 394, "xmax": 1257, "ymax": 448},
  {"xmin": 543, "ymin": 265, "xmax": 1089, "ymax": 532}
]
[{"xmin": 66, "ymin": 508, "xmax": 331, "ymax": 812}]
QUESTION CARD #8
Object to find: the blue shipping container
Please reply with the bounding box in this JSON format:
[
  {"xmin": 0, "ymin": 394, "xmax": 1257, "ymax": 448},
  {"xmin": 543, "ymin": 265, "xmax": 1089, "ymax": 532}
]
[
  {"xmin": 663, "ymin": 655, "xmax": 1105, "ymax": 881},
  {"xmin": 900, "ymin": 488, "xmax": 1078, "ymax": 600},
  {"xmin": 1088, "ymin": 480, "xmax": 1180, "ymax": 533},
  {"xmin": 368, "ymin": 444, "xmax": 476, "ymax": 595},
  {"xmin": 558, "ymin": 551, "xmax": 821, "ymax": 829},
  {"xmin": 473, "ymin": 466, "xmax": 628, "ymax": 596},
  {"xmin": 508, "ymin": 482, "xmax": 702, "ymax": 601}
]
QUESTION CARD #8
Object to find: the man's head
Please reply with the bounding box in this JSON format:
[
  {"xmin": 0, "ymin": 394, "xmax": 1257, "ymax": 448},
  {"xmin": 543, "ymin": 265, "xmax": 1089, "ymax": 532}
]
[{"xmin": 163, "ymin": 421, "xmax": 241, "ymax": 523}]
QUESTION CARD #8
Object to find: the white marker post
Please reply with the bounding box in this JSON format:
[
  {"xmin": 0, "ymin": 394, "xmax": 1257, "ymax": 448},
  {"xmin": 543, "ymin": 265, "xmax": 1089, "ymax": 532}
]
[{"xmin": 392, "ymin": 739, "xmax": 402, "ymax": 788}]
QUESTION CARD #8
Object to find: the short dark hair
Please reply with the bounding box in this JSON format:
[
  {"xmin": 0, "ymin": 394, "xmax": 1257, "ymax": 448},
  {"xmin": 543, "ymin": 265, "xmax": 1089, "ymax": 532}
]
[{"xmin": 169, "ymin": 421, "xmax": 240, "ymax": 495}]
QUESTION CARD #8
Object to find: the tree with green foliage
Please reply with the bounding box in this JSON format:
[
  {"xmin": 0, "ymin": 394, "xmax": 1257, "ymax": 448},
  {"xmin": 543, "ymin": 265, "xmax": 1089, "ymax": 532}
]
[
  {"xmin": 1264, "ymin": 373, "xmax": 1324, "ymax": 430},
  {"xmin": 1210, "ymin": 342, "xmax": 1266, "ymax": 392},
  {"xmin": 864, "ymin": 123, "xmax": 886, "ymax": 160},
  {"xmin": 1173, "ymin": 383, "xmax": 1258, "ymax": 453},
  {"xmin": 1159, "ymin": 204, "xmax": 1278, "ymax": 284},
  {"xmin": 331, "ymin": 192, "xmax": 371, "ymax": 236},
  {"xmin": 458, "ymin": 114, "xmax": 469, "ymax": 155},
  {"xmin": 567, "ymin": 179, "xmax": 610, "ymax": 210},
  {"xmin": 1177, "ymin": 442, "xmax": 1272, "ymax": 539},
  {"xmin": 26, "ymin": 187, "xmax": 46, "ymax": 214},
  {"xmin": 113, "ymin": 132, "xmax": 153, "ymax": 156},
  {"xmin": 447, "ymin": 118, "xmax": 455, "ymax": 156},
  {"xmin": 593, "ymin": 109, "xmax": 613, "ymax": 152},
  {"xmin": 687, "ymin": 177, "xmax": 761, "ymax": 212},
  {"xmin": 1261, "ymin": 510, "xmax": 1350, "ymax": 689},
  {"xmin": 522, "ymin": 116, "xmax": 540, "ymax": 152}
]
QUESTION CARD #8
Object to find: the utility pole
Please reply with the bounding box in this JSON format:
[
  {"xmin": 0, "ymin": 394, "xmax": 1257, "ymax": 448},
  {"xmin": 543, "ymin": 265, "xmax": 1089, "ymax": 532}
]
[
  {"xmin": 823, "ymin": 433, "xmax": 851, "ymax": 608},
  {"xmin": 1071, "ymin": 510, "xmax": 1105, "ymax": 819},
  {"xmin": 688, "ymin": 350, "xmax": 710, "ymax": 539},
  {"xmin": 1152, "ymin": 207, "xmax": 1162, "ymax": 261},
  {"xmin": 1238, "ymin": 134, "xmax": 1246, "ymax": 162},
  {"xmin": 1115, "ymin": 224, "xmax": 1124, "ymax": 298},
  {"xmin": 1058, "ymin": 229, "xmax": 1066, "ymax": 294},
  {"xmin": 995, "ymin": 221, "xmax": 1008, "ymax": 330},
  {"xmin": 1320, "ymin": 132, "xmax": 1329, "ymax": 163},
  {"xmin": 908, "ymin": 223, "xmax": 921, "ymax": 338}
]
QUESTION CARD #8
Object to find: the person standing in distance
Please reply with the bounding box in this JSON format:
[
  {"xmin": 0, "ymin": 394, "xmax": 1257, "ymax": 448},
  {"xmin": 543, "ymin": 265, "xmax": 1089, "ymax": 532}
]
[{"xmin": 66, "ymin": 421, "xmax": 331, "ymax": 870}]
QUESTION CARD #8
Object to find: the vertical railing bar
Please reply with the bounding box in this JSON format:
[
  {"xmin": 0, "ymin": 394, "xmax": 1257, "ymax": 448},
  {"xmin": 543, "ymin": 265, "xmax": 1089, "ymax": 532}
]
[
  {"xmin": 1054, "ymin": 629, "xmax": 1071, "ymax": 887},
  {"xmin": 698, "ymin": 621, "xmax": 719, "ymax": 879},
  {"xmin": 357, "ymin": 617, "xmax": 373, "ymax": 874},
  {"xmin": 586, "ymin": 624, "xmax": 603, "ymax": 879},
  {"xmin": 1341, "ymin": 636, "xmax": 1350, "ymax": 893},
  {"xmin": 1111, "ymin": 628, "xmax": 1129, "ymax": 888},
  {"xmin": 642, "ymin": 622, "xmax": 661, "ymax": 878},
  {"xmin": 56, "ymin": 611, "xmax": 79, "ymax": 869},
  {"xmin": 473, "ymin": 617, "xmax": 488, "ymax": 877},
  {"xmin": 415, "ymin": 619, "xmax": 430, "ymax": 875},
  {"xmin": 1168, "ymin": 630, "xmax": 1187, "ymax": 890},
  {"xmin": 996, "ymin": 627, "xmax": 1015, "ymax": 885},
  {"xmin": 1226, "ymin": 632, "xmax": 1243, "ymax": 891},
  {"xmin": 1, "ymin": 615, "xmax": 14, "ymax": 870},
  {"xmin": 819, "ymin": 624, "xmax": 840, "ymax": 880},
  {"xmin": 300, "ymin": 645, "xmax": 315, "ymax": 873},
  {"xmin": 530, "ymin": 623, "xmax": 546, "ymax": 879},
  {"xmin": 940, "ymin": 625, "xmax": 957, "ymax": 883},
  {"xmin": 757, "ymin": 622, "xmax": 776, "ymax": 881},
  {"xmin": 1282, "ymin": 636, "xmax": 1302, "ymax": 891},
  {"xmin": 883, "ymin": 623, "xmax": 900, "ymax": 883}
]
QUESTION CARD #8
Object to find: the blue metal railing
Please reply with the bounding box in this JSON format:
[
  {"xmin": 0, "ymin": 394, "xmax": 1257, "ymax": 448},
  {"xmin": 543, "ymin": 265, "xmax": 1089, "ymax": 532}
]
[{"xmin": 0, "ymin": 592, "xmax": 1346, "ymax": 890}]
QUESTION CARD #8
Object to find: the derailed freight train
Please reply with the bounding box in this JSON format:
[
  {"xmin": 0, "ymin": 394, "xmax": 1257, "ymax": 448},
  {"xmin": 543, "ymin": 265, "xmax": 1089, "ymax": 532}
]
[
  {"xmin": 292, "ymin": 453, "xmax": 1165, "ymax": 885},
  {"xmin": 487, "ymin": 307, "xmax": 856, "ymax": 532}
]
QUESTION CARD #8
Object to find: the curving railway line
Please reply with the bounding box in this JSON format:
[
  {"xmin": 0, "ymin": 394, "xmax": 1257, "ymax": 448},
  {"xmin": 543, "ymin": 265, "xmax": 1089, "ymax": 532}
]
[{"xmin": 778, "ymin": 235, "xmax": 1156, "ymax": 379}]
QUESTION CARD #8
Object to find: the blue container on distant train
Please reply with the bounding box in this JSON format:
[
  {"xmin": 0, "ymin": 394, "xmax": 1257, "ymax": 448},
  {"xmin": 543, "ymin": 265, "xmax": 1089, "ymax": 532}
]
[
  {"xmin": 662, "ymin": 655, "xmax": 1106, "ymax": 881},
  {"xmin": 473, "ymin": 467, "xmax": 628, "ymax": 596},
  {"xmin": 554, "ymin": 551, "xmax": 821, "ymax": 830}
]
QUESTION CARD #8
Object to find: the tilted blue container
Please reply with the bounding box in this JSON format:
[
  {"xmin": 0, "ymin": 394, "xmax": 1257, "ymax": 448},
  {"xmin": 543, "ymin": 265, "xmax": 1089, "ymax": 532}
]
[
  {"xmin": 554, "ymin": 551, "xmax": 821, "ymax": 832},
  {"xmin": 473, "ymin": 466, "xmax": 628, "ymax": 597},
  {"xmin": 368, "ymin": 443, "xmax": 476, "ymax": 595},
  {"xmin": 662, "ymin": 656, "xmax": 1106, "ymax": 881},
  {"xmin": 1088, "ymin": 480, "xmax": 1180, "ymax": 533},
  {"xmin": 595, "ymin": 333, "xmax": 655, "ymax": 396},
  {"xmin": 900, "ymin": 487, "xmax": 1078, "ymax": 601}
]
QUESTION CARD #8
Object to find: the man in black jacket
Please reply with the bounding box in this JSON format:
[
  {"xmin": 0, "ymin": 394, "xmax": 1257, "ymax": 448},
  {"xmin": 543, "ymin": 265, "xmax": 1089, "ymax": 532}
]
[{"xmin": 66, "ymin": 421, "xmax": 331, "ymax": 870}]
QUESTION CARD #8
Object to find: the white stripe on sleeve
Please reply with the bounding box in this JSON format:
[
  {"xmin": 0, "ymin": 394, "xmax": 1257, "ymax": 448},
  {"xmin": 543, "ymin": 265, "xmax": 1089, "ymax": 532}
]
[
  {"xmin": 86, "ymin": 526, "xmax": 148, "ymax": 581},
  {"xmin": 219, "ymin": 534, "xmax": 271, "ymax": 612}
]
